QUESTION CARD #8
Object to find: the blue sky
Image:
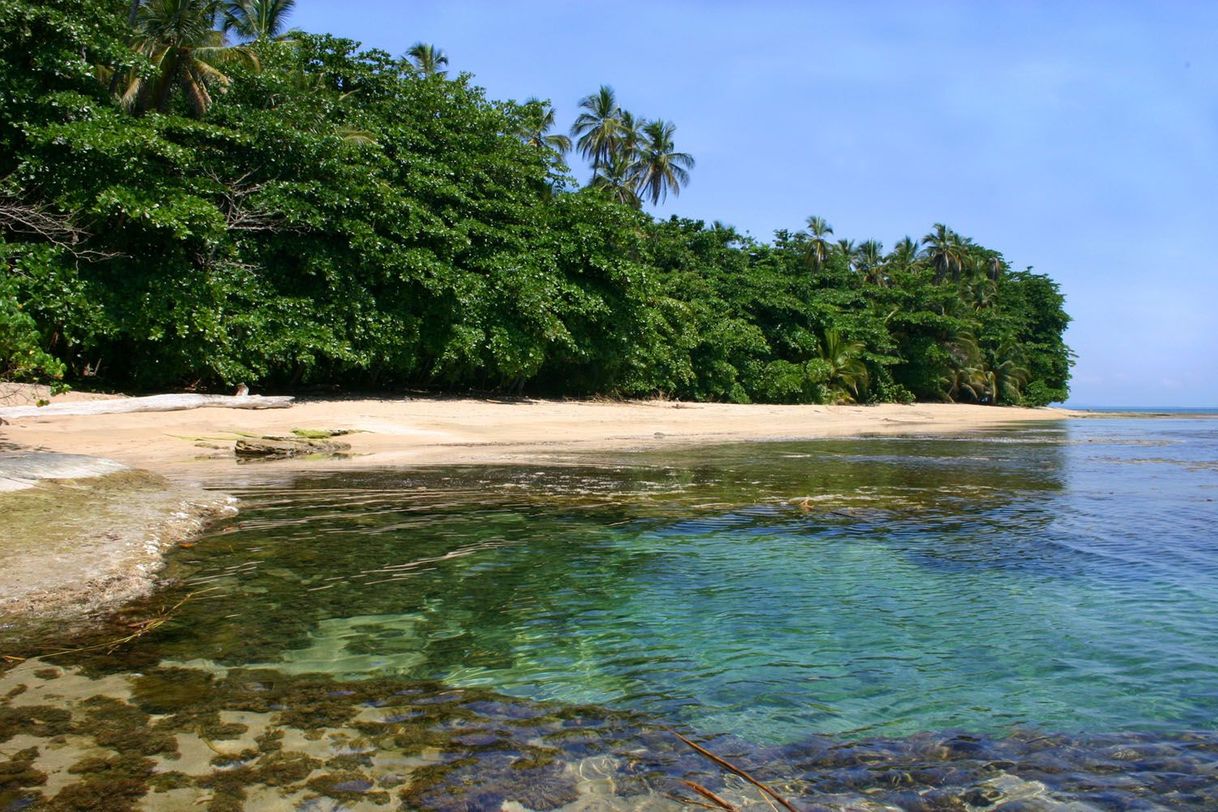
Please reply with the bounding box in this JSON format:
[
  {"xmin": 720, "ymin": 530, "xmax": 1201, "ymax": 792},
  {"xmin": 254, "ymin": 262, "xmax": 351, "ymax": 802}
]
[{"xmin": 291, "ymin": 1, "xmax": 1218, "ymax": 407}]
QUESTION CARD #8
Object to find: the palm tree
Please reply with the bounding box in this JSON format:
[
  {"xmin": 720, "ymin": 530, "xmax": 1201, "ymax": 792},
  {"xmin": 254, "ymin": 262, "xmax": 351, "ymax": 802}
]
[
  {"xmin": 855, "ymin": 239, "xmax": 885, "ymax": 285},
  {"xmin": 969, "ymin": 248, "xmax": 1006, "ymax": 282},
  {"xmin": 570, "ymin": 85, "xmax": 622, "ymax": 179},
  {"xmin": 964, "ymin": 278, "xmax": 998, "ymax": 310},
  {"xmin": 618, "ymin": 110, "xmax": 645, "ymax": 161},
  {"xmin": 987, "ymin": 255, "xmax": 1005, "ymax": 282},
  {"xmin": 835, "ymin": 238, "xmax": 857, "ymax": 270},
  {"xmin": 805, "ymin": 216, "xmax": 834, "ymax": 269},
  {"xmin": 634, "ymin": 119, "xmax": 694, "ymax": 205},
  {"xmin": 222, "ymin": 0, "xmax": 295, "ymax": 41},
  {"xmin": 889, "ymin": 236, "xmax": 921, "ymax": 271},
  {"xmin": 121, "ymin": 0, "xmax": 258, "ymax": 118},
  {"xmin": 590, "ymin": 151, "xmax": 640, "ymax": 207},
  {"xmin": 335, "ymin": 126, "xmax": 377, "ymax": 147},
  {"xmin": 922, "ymin": 223, "xmax": 966, "ymax": 283},
  {"xmin": 941, "ymin": 365, "xmax": 984, "ymax": 402},
  {"xmin": 981, "ymin": 344, "xmax": 1029, "ymax": 405},
  {"xmin": 518, "ymin": 98, "xmax": 571, "ymax": 156},
  {"xmin": 407, "ymin": 42, "xmax": 448, "ymax": 77},
  {"xmin": 818, "ymin": 328, "xmax": 869, "ymax": 403},
  {"xmin": 939, "ymin": 333, "xmax": 983, "ymax": 402}
]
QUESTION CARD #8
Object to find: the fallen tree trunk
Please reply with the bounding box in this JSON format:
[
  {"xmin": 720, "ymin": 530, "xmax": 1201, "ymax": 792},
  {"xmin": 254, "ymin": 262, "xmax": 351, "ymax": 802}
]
[{"xmin": 0, "ymin": 394, "xmax": 294, "ymax": 420}]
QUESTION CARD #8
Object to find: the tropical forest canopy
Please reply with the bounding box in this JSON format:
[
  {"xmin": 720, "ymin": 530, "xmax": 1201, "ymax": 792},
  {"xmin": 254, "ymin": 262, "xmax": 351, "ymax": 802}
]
[{"xmin": 0, "ymin": 0, "xmax": 1072, "ymax": 405}]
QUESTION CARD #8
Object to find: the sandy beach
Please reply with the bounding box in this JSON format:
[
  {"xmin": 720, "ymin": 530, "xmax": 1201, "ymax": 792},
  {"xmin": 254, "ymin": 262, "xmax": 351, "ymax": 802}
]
[{"xmin": 1, "ymin": 388, "xmax": 1079, "ymax": 480}]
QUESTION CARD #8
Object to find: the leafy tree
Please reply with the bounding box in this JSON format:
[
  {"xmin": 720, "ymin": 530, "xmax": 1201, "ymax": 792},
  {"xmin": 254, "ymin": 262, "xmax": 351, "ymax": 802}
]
[
  {"xmin": 0, "ymin": 0, "xmax": 1073, "ymax": 405},
  {"xmin": 0, "ymin": 0, "xmax": 134, "ymax": 171},
  {"xmin": 994, "ymin": 270, "xmax": 1073, "ymax": 405},
  {"xmin": 0, "ymin": 243, "xmax": 66, "ymax": 381}
]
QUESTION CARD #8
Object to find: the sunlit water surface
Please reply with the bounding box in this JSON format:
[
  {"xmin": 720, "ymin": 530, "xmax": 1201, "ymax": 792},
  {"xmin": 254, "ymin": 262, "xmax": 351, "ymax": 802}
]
[{"xmin": 5, "ymin": 416, "xmax": 1218, "ymax": 810}]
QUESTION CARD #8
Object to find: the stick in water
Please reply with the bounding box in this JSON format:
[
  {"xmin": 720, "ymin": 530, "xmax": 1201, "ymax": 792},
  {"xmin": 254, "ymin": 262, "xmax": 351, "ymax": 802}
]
[
  {"xmin": 682, "ymin": 780, "xmax": 740, "ymax": 811},
  {"xmin": 674, "ymin": 731, "xmax": 800, "ymax": 812}
]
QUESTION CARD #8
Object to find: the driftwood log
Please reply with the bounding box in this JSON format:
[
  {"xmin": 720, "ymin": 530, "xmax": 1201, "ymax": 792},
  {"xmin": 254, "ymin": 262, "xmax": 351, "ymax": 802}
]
[{"xmin": 0, "ymin": 394, "xmax": 294, "ymax": 421}]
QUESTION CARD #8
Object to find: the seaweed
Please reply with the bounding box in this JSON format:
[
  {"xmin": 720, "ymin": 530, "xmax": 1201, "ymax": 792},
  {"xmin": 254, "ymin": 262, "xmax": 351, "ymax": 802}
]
[
  {"xmin": 77, "ymin": 696, "xmax": 176, "ymax": 757},
  {"xmin": 196, "ymin": 765, "xmax": 254, "ymax": 812},
  {"xmin": 401, "ymin": 754, "xmax": 580, "ymax": 812},
  {"xmin": 270, "ymin": 680, "xmax": 360, "ymax": 730},
  {"xmin": 387, "ymin": 721, "xmax": 449, "ymax": 756},
  {"xmin": 0, "ymin": 704, "xmax": 72, "ymax": 742},
  {"xmin": 254, "ymin": 728, "xmax": 283, "ymax": 754},
  {"xmin": 48, "ymin": 753, "xmax": 154, "ymax": 811},
  {"xmin": 146, "ymin": 770, "xmax": 191, "ymax": 791},
  {"xmin": 290, "ymin": 428, "xmax": 356, "ymax": 440},
  {"xmin": 306, "ymin": 770, "xmax": 390, "ymax": 804},
  {"xmin": 509, "ymin": 745, "xmax": 561, "ymax": 771},
  {"xmin": 0, "ymin": 746, "xmax": 46, "ymax": 803},
  {"xmin": 250, "ymin": 750, "xmax": 319, "ymax": 786},
  {"xmin": 325, "ymin": 751, "xmax": 373, "ymax": 770},
  {"xmin": 397, "ymin": 757, "xmax": 477, "ymax": 808},
  {"xmin": 130, "ymin": 667, "xmax": 215, "ymax": 714}
]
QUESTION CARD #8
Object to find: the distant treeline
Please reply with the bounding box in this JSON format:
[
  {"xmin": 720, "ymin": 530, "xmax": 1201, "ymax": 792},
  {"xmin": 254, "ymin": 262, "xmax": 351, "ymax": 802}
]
[{"xmin": 0, "ymin": 0, "xmax": 1071, "ymax": 405}]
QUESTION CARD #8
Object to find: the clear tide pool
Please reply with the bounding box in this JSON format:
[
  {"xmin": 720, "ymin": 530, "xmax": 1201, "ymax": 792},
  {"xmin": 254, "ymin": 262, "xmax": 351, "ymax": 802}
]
[{"xmin": 4, "ymin": 416, "xmax": 1218, "ymax": 809}]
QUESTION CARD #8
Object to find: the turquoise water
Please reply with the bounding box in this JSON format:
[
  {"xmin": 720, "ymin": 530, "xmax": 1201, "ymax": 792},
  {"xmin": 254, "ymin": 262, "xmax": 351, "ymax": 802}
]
[
  {"xmin": 7, "ymin": 416, "xmax": 1218, "ymax": 809},
  {"xmin": 139, "ymin": 417, "xmax": 1218, "ymax": 745}
]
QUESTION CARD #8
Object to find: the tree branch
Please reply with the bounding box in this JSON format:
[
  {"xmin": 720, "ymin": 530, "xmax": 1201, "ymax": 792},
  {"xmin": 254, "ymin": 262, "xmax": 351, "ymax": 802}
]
[
  {"xmin": 208, "ymin": 171, "xmax": 298, "ymax": 234},
  {"xmin": 0, "ymin": 192, "xmax": 120, "ymax": 260}
]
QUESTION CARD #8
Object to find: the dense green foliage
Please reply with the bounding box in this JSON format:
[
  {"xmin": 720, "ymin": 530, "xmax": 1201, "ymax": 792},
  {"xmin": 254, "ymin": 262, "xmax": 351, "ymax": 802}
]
[{"xmin": 0, "ymin": 0, "xmax": 1071, "ymax": 403}]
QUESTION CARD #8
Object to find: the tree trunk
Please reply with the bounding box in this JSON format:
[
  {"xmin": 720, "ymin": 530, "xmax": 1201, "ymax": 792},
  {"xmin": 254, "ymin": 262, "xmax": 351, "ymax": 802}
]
[{"xmin": 0, "ymin": 394, "xmax": 294, "ymax": 420}]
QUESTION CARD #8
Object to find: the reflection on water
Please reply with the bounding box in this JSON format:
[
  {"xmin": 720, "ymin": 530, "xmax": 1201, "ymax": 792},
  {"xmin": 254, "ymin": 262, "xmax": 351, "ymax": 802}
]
[{"xmin": 4, "ymin": 417, "xmax": 1218, "ymax": 808}]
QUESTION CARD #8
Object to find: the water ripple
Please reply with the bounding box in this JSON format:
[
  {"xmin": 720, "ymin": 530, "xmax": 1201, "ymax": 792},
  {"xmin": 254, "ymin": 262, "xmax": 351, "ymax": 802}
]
[{"xmin": 128, "ymin": 418, "xmax": 1218, "ymax": 750}]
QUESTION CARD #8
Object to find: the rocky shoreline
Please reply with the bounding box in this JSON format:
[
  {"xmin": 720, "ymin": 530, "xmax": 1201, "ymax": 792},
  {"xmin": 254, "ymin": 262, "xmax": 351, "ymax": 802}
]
[{"xmin": 0, "ymin": 453, "xmax": 235, "ymax": 632}]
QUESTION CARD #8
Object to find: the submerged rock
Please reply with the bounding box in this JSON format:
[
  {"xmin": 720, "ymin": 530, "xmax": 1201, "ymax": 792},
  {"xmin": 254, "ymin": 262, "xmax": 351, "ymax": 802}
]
[
  {"xmin": 234, "ymin": 436, "xmax": 350, "ymax": 460},
  {"xmin": 0, "ymin": 452, "xmax": 127, "ymax": 493},
  {"xmin": 0, "ymin": 462, "xmax": 235, "ymax": 630}
]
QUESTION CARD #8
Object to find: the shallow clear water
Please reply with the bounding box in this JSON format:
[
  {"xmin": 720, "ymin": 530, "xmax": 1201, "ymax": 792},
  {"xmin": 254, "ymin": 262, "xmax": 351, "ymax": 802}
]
[
  {"xmin": 6, "ymin": 416, "xmax": 1218, "ymax": 809},
  {"xmin": 135, "ymin": 418, "xmax": 1218, "ymax": 745}
]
